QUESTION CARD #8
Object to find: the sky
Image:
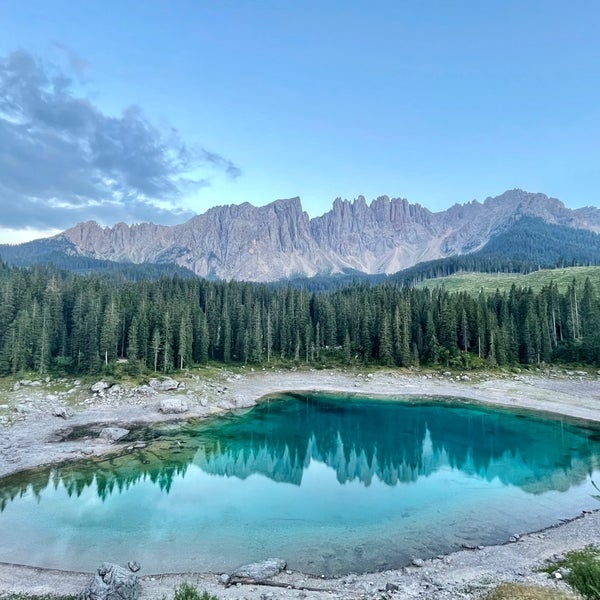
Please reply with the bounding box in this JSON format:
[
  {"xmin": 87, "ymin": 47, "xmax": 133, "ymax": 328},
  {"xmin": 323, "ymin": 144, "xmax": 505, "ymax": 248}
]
[{"xmin": 1, "ymin": 1, "xmax": 599, "ymax": 243}]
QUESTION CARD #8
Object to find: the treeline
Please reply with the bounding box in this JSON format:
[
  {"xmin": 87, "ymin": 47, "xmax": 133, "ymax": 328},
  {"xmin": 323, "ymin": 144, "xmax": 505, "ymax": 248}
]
[
  {"xmin": 283, "ymin": 256, "xmax": 541, "ymax": 294},
  {"xmin": 1, "ymin": 260, "xmax": 600, "ymax": 376}
]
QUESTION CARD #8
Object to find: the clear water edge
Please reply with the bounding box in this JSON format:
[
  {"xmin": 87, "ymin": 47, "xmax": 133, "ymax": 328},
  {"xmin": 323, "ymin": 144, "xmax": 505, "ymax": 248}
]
[{"xmin": 1, "ymin": 392, "xmax": 600, "ymax": 576}]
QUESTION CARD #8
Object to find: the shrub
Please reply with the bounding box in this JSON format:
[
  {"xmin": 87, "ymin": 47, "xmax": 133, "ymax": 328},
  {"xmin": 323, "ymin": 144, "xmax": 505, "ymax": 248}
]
[
  {"xmin": 543, "ymin": 546, "xmax": 600, "ymax": 599},
  {"xmin": 172, "ymin": 583, "xmax": 219, "ymax": 600}
]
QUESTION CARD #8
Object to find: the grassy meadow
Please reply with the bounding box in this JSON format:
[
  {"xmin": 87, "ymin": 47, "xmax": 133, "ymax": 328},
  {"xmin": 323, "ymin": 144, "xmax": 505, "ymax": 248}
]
[{"xmin": 416, "ymin": 266, "xmax": 600, "ymax": 295}]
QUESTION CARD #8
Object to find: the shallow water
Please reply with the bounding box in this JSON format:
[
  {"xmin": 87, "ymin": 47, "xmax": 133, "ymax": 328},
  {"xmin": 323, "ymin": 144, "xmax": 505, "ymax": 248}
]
[{"xmin": 1, "ymin": 393, "xmax": 600, "ymax": 575}]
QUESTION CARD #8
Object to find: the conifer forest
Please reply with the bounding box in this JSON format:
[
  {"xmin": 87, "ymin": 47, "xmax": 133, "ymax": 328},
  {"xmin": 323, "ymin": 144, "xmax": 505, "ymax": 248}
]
[{"xmin": 1, "ymin": 260, "xmax": 599, "ymax": 377}]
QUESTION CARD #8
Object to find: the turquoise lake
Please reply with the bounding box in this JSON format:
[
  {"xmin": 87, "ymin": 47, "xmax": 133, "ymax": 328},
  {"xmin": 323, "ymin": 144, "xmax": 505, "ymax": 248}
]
[{"xmin": 1, "ymin": 393, "xmax": 600, "ymax": 575}]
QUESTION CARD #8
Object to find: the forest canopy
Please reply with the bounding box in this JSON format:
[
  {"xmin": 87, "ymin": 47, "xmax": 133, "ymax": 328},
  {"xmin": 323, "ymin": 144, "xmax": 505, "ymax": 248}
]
[{"xmin": 0, "ymin": 259, "xmax": 599, "ymax": 377}]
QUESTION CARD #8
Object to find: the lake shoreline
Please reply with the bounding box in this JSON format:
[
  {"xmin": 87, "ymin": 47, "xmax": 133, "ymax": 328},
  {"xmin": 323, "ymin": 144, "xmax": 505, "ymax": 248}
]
[{"xmin": 1, "ymin": 367, "xmax": 600, "ymax": 599}]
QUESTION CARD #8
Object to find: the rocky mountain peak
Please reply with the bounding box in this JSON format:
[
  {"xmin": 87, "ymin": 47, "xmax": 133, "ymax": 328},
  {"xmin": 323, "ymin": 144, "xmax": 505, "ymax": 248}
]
[{"xmin": 50, "ymin": 190, "xmax": 600, "ymax": 282}]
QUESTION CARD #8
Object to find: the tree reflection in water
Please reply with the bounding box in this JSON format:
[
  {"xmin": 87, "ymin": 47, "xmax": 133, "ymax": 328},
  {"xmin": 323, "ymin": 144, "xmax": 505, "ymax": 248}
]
[{"xmin": 2, "ymin": 393, "xmax": 599, "ymax": 511}]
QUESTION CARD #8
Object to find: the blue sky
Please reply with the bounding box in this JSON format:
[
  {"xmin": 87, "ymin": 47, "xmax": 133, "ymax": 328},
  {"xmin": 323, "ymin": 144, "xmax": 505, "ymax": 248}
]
[{"xmin": 1, "ymin": 0, "xmax": 599, "ymax": 242}]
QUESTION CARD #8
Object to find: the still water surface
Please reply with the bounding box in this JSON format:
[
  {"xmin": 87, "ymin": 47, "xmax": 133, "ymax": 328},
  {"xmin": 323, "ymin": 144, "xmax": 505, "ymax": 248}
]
[{"xmin": 1, "ymin": 393, "xmax": 600, "ymax": 575}]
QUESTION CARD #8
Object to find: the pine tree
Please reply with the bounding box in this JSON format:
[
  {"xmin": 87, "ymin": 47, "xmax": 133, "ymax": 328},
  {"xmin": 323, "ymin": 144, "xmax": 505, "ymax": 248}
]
[
  {"xmin": 378, "ymin": 313, "xmax": 394, "ymax": 366},
  {"xmin": 100, "ymin": 299, "xmax": 120, "ymax": 367},
  {"xmin": 151, "ymin": 327, "xmax": 161, "ymax": 373},
  {"xmin": 250, "ymin": 304, "xmax": 263, "ymax": 363},
  {"xmin": 127, "ymin": 317, "xmax": 139, "ymax": 361},
  {"xmin": 196, "ymin": 310, "xmax": 210, "ymax": 364},
  {"xmin": 580, "ymin": 278, "xmax": 600, "ymax": 363},
  {"xmin": 423, "ymin": 309, "xmax": 438, "ymax": 364},
  {"xmin": 162, "ymin": 310, "xmax": 172, "ymax": 373},
  {"xmin": 343, "ymin": 329, "xmax": 352, "ymax": 363},
  {"xmin": 178, "ymin": 311, "xmax": 193, "ymax": 370},
  {"xmin": 266, "ymin": 309, "xmax": 273, "ymax": 363},
  {"xmin": 393, "ymin": 300, "xmax": 411, "ymax": 366},
  {"xmin": 37, "ymin": 303, "xmax": 51, "ymax": 375}
]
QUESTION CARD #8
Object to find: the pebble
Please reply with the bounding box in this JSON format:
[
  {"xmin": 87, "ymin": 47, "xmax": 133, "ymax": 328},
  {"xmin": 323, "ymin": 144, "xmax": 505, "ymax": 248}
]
[{"xmin": 127, "ymin": 561, "xmax": 141, "ymax": 572}]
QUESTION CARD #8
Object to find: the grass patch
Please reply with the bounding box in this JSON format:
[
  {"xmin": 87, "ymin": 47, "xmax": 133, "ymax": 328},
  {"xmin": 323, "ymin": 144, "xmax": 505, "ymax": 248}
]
[
  {"xmin": 543, "ymin": 546, "xmax": 600, "ymax": 599},
  {"xmin": 484, "ymin": 583, "xmax": 578, "ymax": 599},
  {"xmin": 417, "ymin": 265, "xmax": 600, "ymax": 295}
]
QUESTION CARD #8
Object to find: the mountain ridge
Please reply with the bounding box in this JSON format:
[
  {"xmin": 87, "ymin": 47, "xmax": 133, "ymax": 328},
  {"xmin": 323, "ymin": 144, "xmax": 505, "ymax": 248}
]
[{"xmin": 4, "ymin": 189, "xmax": 600, "ymax": 282}]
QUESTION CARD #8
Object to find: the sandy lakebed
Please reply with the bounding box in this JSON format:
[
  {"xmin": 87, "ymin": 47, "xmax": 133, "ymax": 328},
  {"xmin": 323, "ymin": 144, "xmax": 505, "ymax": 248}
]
[{"xmin": 1, "ymin": 367, "xmax": 600, "ymax": 600}]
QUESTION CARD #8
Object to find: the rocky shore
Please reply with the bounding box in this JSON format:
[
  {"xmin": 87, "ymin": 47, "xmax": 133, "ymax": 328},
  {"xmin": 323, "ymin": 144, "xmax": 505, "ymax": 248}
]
[{"xmin": 1, "ymin": 366, "xmax": 600, "ymax": 599}]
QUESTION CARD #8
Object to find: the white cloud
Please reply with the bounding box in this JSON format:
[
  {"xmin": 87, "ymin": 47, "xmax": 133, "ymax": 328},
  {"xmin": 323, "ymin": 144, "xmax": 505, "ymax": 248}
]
[{"xmin": 0, "ymin": 50, "xmax": 241, "ymax": 231}]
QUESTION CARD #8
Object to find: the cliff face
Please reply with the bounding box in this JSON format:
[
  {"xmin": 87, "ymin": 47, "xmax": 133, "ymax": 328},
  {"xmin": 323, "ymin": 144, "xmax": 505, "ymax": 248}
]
[{"xmin": 58, "ymin": 189, "xmax": 600, "ymax": 282}]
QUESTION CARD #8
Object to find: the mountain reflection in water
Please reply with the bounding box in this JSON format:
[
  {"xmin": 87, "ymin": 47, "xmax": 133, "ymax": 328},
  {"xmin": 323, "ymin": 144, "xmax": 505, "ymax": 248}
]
[
  {"xmin": 2, "ymin": 393, "xmax": 599, "ymax": 510},
  {"xmin": 194, "ymin": 394, "xmax": 599, "ymax": 492}
]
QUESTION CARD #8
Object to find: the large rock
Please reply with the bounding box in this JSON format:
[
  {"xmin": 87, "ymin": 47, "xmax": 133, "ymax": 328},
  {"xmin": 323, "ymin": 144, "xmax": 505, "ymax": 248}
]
[
  {"xmin": 52, "ymin": 406, "xmax": 74, "ymax": 419},
  {"xmin": 158, "ymin": 398, "xmax": 189, "ymax": 414},
  {"xmin": 132, "ymin": 385, "xmax": 157, "ymax": 397},
  {"xmin": 222, "ymin": 558, "xmax": 287, "ymax": 585},
  {"xmin": 99, "ymin": 427, "xmax": 129, "ymax": 442},
  {"xmin": 91, "ymin": 381, "xmax": 110, "ymax": 393},
  {"xmin": 149, "ymin": 378, "xmax": 179, "ymax": 391},
  {"xmin": 82, "ymin": 562, "xmax": 140, "ymax": 600}
]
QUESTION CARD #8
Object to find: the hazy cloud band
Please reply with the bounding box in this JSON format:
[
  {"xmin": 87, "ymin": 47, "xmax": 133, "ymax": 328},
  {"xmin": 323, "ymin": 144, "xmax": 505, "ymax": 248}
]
[{"xmin": 0, "ymin": 50, "xmax": 240, "ymax": 231}]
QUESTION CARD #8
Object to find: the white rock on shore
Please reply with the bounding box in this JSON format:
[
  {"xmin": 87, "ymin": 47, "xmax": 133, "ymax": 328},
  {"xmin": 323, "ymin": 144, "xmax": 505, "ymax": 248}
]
[{"xmin": 158, "ymin": 398, "xmax": 189, "ymax": 414}]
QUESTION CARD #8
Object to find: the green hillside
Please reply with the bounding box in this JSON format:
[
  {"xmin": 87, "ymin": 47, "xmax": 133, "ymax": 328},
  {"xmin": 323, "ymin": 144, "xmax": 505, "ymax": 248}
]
[{"xmin": 417, "ymin": 266, "xmax": 600, "ymax": 294}]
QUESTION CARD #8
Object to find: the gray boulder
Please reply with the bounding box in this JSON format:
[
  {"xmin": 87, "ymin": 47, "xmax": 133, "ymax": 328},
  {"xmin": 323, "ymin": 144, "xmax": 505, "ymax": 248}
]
[
  {"xmin": 52, "ymin": 406, "xmax": 74, "ymax": 419},
  {"xmin": 158, "ymin": 398, "xmax": 189, "ymax": 414},
  {"xmin": 149, "ymin": 378, "xmax": 179, "ymax": 391},
  {"xmin": 99, "ymin": 427, "xmax": 129, "ymax": 442},
  {"xmin": 127, "ymin": 561, "xmax": 141, "ymax": 573},
  {"xmin": 91, "ymin": 381, "xmax": 110, "ymax": 393},
  {"xmin": 222, "ymin": 558, "xmax": 287, "ymax": 585},
  {"xmin": 132, "ymin": 385, "xmax": 157, "ymax": 397},
  {"xmin": 82, "ymin": 562, "xmax": 140, "ymax": 600}
]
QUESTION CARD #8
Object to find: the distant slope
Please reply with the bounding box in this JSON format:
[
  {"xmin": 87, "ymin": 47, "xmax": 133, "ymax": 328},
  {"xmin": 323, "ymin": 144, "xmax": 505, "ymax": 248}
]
[
  {"xmin": 0, "ymin": 238, "xmax": 196, "ymax": 280},
  {"xmin": 477, "ymin": 216, "xmax": 600, "ymax": 266},
  {"xmin": 285, "ymin": 217, "xmax": 600, "ymax": 291},
  {"xmin": 416, "ymin": 266, "xmax": 600, "ymax": 294},
  {"xmin": 388, "ymin": 217, "xmax": 600, "ymax": 286}
]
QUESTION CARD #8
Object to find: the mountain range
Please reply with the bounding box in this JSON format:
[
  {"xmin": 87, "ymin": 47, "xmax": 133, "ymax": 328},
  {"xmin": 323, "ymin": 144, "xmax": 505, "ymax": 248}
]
[{"xmin": 2, "ymin": 189, "xmax": 600, "ymax": 282}]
